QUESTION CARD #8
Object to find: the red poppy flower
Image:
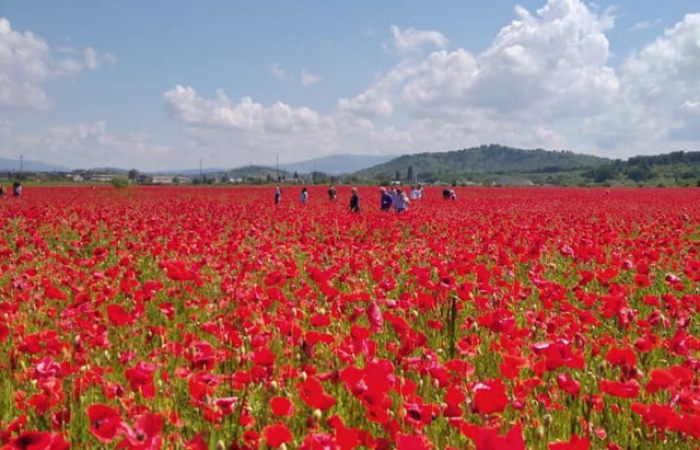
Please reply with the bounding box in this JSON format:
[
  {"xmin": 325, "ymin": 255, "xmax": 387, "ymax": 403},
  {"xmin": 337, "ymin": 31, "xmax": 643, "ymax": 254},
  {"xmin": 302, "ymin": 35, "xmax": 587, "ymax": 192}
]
[
  {"xmin": 472, "ymin": 379, "xmax": 508, "ymax": 414},
  {"xmin": 548, "ymin": 434, "xmax": 591, "ymax": 450},
  {"xmin": 4, "ymin": 431, "xmax": 69, "ymax": 450},
  {"xmin": 270, "ymin": 396, "xmax": 294, "ymax": 417},
  {"xmin": 262, "ymin": 423, "xmax": 293, "ymax": 448},
  {"xmin": 86, "ymin": 404, "xmax": 122, "ymax": 443}
]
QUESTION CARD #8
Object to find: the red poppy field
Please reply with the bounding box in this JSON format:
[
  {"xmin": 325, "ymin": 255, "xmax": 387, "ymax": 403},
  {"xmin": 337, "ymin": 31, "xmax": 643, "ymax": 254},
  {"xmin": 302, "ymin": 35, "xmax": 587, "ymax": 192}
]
[{"xmin": 1, "ymin": 186, "xmax": 700, "ymax": 449}]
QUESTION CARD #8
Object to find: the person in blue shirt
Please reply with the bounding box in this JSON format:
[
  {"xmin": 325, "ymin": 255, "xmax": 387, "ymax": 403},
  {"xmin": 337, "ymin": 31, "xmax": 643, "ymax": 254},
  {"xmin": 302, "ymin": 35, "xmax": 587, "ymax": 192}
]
[{"xmin": 380, "ymin": 187, "xmax": 393, "ymax": 211}]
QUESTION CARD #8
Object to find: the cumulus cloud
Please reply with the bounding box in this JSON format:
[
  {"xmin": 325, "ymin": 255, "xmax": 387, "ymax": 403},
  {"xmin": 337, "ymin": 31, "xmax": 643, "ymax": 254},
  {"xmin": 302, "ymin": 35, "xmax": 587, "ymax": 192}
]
[
  {"xmin": 387, "ymin": 25, "xmax": 449, "ymax": 53},
  {"xmin": 338, "ymin": 89, "xmax": 393, "ymax": 117},
  {"xmin": 344, "ymin": 0, "xmax": 620, "ymax": 138},
  {"xmin": 583, "ymin": 13, "xmax": 700, "ymax": 149},
  {"xmin": 162, "ymin": 1, "xmax": 700, "ymax": 165},
  {"xmin": 0, "ymin": 17, "xmax": 109, "ymax": 111},
  {"xmin": 164, "ymin": 85, "xmax": 333, "ymax": 133},
  {"xmin": 0, "ymin": 18, "xmax": 53, "ymax": 110},
  {"xmin": 301, "ymin": 69, "xmax": 322, "ymax": 86}
]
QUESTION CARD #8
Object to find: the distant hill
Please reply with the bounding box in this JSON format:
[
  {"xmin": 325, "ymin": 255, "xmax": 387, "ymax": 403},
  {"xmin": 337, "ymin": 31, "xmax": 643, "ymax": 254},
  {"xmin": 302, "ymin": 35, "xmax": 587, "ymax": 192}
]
[
  {"xmin": 226, "ymin": 165, "xmax": 285, "ymax": 179},
  {"xmin": 353, "ymin": 145, "xmax": 611, "ymax": 182},
  {"xmin": 176, "ymin": 167, "xmax": 233, "ymax": 177},
  {"xmin": 0, "ymin": 157, "xmax": 69, "ymax": 172},
  {"xmin": 81, "ymin": 167, "xmax": 129, "ymax": 175},
  {"xmin": 282, "ymin": 154, "xmax": 397, "ymax": 175}
]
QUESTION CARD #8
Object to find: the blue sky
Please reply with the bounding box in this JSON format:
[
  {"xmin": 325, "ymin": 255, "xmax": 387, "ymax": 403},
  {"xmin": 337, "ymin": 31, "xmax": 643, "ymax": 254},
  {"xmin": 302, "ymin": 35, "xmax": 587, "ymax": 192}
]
[{"xmin": 1, "ymin": 0, "xmax": 700, "ymax": 170}]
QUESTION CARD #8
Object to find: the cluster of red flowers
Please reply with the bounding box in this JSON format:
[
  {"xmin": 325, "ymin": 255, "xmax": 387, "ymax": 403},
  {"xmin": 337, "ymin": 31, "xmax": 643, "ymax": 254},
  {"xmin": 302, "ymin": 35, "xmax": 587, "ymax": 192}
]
[{"xmin": 1, "ymin": 186, "xmax": 700, "ymax": 449}]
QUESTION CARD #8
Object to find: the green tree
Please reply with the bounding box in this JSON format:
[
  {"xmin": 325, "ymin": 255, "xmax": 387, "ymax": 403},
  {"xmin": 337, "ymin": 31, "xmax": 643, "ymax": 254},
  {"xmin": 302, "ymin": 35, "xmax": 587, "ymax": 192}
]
[{"xmin": 111, "ymin": 176, "xmax": 129, "ymax": 189}]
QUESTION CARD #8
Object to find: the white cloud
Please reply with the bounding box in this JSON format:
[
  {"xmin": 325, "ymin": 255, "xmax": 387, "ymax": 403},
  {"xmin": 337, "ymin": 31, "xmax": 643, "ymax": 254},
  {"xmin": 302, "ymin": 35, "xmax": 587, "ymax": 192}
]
[
  {"xmin": 388, "ymin": 25, "xmax": 449, "ymax": 53},
  {"xmin": 583, "ymin": 13, "xmax": 700, "ymax": 148},
  {"xmin": 46, "ymin": 122, "xmax": 173, "ymax": 169},
  {"xmin": 0, "ymin": 18, "xmax": 53, "ymax": 110},
  {"xmin": 680, "ymin": 101, "xmax": 700, "ymax": 115},
  {"xmin": 84, "ymin": 47, "xmax": 98, "ymax": 70},
  {"xmin": 0, "ymin": 17, "xmax": 107, "ymax": 111},
  {"xmin": 301, "ymin": 69, "xmax": 321, "ymax": 86},
  {"xmin": 161, "ymin": 1, "xmax": 700, "ymax": 166},
  {"xmin": 164, "ymin": 85, "xmax": 335, "ymax": 135},
  {"xmin": 269, "ymin": 63, "xmax": 287, "ymax": 81},
  {"xmin": 338, "ymin": 89, "xmax": 394, "ymax": 117},
  {"xmin": 629, "ymin": 19, "xmax": 662, "ymax": 32}
]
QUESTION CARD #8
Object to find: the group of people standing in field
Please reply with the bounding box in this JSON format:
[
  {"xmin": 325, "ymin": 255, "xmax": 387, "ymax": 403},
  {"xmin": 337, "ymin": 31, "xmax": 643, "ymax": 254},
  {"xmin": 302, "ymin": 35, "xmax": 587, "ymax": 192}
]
[
  {"xmin": 0, "ymin": 181, "xmax": 22, "ymax": 198},
  {"xmin": 273, "ymin": 183, "xmax": 451, "ymax": 213}
]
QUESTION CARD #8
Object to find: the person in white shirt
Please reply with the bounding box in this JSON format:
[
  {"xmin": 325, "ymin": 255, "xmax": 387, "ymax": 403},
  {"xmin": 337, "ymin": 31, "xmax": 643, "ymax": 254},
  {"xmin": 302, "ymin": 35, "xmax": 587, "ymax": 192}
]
[{"xmin": 395, "ymin": 188, "xmax": 410, "ymax": 213}]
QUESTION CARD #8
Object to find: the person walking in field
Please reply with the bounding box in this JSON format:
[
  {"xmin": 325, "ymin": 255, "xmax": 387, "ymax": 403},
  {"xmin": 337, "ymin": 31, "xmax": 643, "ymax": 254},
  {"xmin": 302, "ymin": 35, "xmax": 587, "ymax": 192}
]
[
  {"xmin": 12, "ymin": 181, "xmax": 22, "ymax": 197},
  {"xmin": 380, "ymin": 187, "xmax": 393, "ymax": 211},
  {"xmin": 328, "ymin": 185, "xmax": 338, "ymax": 201},
  {"xmin": 274, "ymin": 185, "xmax": 282, "ymax": 205},
  {"xmin": 300, "ymin": 186, "xmax": 308, "ymax": 205},
  {"xmin": 0, "ymin": 185, "xmax": 6, "ymax": 197},
  {"xmin": 349, "ymin": 187, "xmax": 360, "ymax": 212},
  {"xmin": 394, "ymin": 188, "xmax": 409, "ymax": 213}
]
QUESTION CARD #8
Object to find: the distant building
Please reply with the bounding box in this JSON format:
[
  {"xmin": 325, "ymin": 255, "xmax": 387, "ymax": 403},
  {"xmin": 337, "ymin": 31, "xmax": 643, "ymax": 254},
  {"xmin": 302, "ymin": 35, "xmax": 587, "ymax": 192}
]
[
  {"xmin": 150, "ymin": 175, "xmax": 191, "ymax": 185},
  {"xmin": 89, "ymin": 174, "xmax": 118, "ymax": 183},
  {"xmin": 151, "ymin": 175, "xmax": 175, "ymax": 185}
]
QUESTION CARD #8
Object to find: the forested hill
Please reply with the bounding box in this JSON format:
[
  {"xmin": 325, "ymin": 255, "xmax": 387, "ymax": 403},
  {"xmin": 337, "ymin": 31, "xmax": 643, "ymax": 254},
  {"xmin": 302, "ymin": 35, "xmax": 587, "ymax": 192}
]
[{"xmin": 353, "ymin": 145, "xmax": 611, "ymax": 181}]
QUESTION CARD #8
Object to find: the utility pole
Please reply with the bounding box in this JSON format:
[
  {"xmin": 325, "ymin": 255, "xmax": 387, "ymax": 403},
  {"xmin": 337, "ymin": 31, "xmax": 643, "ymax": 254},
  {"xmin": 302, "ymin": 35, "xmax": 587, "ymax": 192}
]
[
  {"xmin": 276, "ymin": 154, "xmax": 280, "ymax": 183},
  {"xmin": 199, "ymin": 158, "xmax": 203, "ymax": 183},
  {"xmin": 20, "ymin": 155, "xmax": 23, "ymax": 173}
]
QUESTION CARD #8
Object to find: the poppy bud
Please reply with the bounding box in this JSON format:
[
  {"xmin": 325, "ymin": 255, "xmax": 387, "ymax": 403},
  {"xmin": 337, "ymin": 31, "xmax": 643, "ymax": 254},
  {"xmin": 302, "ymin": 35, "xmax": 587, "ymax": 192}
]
[
  {"xmin": 215, "ymin": 440, "xmax": 226, "ymax": 450},
  {"xmin": 312, "ymin": 409, "xmax": 322, "ymax": 422},
  {"xmin": 543, "ymin": 414, "xmax": 553, "ymax": 429},
  {"xmin": 464, "ymin": 401, "xmax": 474, "ymax": 415},
  {"xmin": 280, "ymin": 445, "xmax": 288, "ymax": 450},
  {"xmin": 270, "ymin": 380, "xmax": 279, "ymax": 392},
  {"xmin": 300, "ymin": 371, "xmax": 308, "ymax": 382},
  {"xmin": 535, "ymin": 425, "xmax": 545, "ymax": 439}
]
